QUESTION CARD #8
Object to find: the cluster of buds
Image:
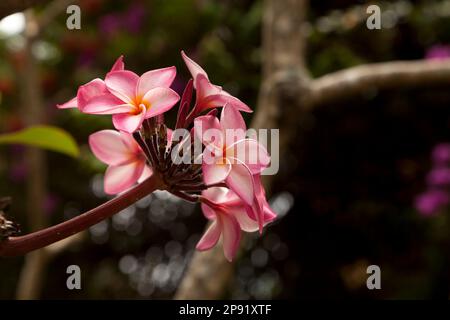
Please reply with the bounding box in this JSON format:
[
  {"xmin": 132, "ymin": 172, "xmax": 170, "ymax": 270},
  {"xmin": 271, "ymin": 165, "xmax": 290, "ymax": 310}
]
[{"xmin": 58, "ymin": 51, "xmax": 277, "ymax": 261}]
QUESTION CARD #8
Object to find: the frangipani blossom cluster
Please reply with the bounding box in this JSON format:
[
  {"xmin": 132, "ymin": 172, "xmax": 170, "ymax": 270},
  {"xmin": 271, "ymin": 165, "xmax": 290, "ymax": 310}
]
[{"xmin": 58, "ymin": 51, "xmax": 277, "ymax": 261}]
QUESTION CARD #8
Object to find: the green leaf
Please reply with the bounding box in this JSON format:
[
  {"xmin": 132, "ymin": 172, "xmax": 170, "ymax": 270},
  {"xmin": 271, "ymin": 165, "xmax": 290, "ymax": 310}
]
[{"xmin": 0, "ymin": 125, "xmax": 79, "ymax": 157}]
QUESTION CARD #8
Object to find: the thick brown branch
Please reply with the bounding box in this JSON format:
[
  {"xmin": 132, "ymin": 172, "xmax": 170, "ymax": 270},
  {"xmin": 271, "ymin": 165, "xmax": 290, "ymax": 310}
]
[
  {"xmin": 308, "ymin": 60, "xmax": 450, "ymax": 107},
  {"xmin": 0, "ymin": 175, "xmax": 162, "ymax": 257}
]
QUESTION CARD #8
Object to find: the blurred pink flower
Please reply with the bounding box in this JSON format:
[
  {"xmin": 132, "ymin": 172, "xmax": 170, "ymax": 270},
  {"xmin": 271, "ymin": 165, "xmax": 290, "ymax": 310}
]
[
  {"xmin": 425, "ymin": 45, "xmax": 450, "ymax": 60},
  {"xmin": 415, "ymin": 190, "xmax": 449, "ymax": 216},
  {"xmin": 432, "ymin": 143, "xmax": 450, "ymax": 164},
  {"xmin": 427, "ymin": 167, "xmax": 450, "ymax": 187},
  {"xmin": 98, "ymin": 13, "xmax": 122, "ymax": 37},
  {"xmin": 89, "ymin": 130, "xmax": 152, "ymax": 194}
]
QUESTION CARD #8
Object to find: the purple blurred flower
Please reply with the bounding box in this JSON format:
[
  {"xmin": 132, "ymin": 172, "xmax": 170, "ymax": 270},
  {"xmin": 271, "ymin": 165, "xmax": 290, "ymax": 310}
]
[
  {"xmin": 432, "ymin": 143, "xmax": 450, "ymax": 164},
  {"xmin": 123, "ymin": 3, "xmax": 146, "ymax": 34},
  {"xmin": 98, "ymin": 13, "xmax": 121, "ymax": 37},
  {"xmin": 77, "ymin": 49, "xmax": 96, "ymax": 68},
  {"xmin": 427, "ymin": 167, "xmax": 450, "ymax": 187},
  {"xmin": 415, "ymin": 190, "xmax": 450, "ymax": 216},
  {"xmin": 425, "ymin": 45, "xmax": 450, "ymax": 60}
]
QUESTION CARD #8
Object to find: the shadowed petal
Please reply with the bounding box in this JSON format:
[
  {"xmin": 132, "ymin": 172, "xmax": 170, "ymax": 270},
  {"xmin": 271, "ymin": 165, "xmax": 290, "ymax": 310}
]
[
  {"xmin": 104, "ymin": 160, "xmax": 145, "ymax": 195},
  {"xmin": 203, "ymin": 161, "xmax": 231, "ymax": 185},
  {"xmin": 89, "ymin": 130, "xmax": 134, "ymax": 166},
  {"xmin": 220, "ymin": 214, "xmax": 241, "ymax": 262},
  {"xmin": 196, "ymin": 219, "xmax": 221, "ymax": 251},
  {"xmin": 226, "ymin": 159, "xmax": 254, "ymax": 205}
]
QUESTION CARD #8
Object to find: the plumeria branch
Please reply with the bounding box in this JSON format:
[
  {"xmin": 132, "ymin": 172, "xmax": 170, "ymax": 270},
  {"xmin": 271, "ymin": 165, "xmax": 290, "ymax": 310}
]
[
  {"xmin": 307, "ymin": 60, "xmax": 450, "ymax": 107},
  {"xmin": 0, "ymin": 175, "xmax": 163, "ymax": 257}
]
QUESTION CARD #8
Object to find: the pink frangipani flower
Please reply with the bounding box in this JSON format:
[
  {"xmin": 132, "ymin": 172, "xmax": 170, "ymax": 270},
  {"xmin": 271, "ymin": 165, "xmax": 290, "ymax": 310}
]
[
  {"xmin": 57, "ymin": 56, "xmax": 125, "ymax": 110},
  {"xmin": 195, "ymin": 104, "xmax": 270, "ymax": 205},
  {"xmin": 181, "ymin": 51, "xmax": 252, "ymax": 114},
  {"xmin": 197, "ymin": 187, "xmax": 275, "ymax": 261},
  {"xmin": 82, "ymin": 67, "xmax": 180, "ymax": 133},
  {"xmin": 89, "ymin": 130, "xmax": 152, "ymax": 195}
]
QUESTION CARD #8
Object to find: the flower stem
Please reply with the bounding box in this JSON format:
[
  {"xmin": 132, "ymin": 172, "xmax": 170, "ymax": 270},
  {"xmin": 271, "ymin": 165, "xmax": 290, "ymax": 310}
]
[{"xmin": 0, "ymin": 175, "xmax": 163, "ymax": 257}]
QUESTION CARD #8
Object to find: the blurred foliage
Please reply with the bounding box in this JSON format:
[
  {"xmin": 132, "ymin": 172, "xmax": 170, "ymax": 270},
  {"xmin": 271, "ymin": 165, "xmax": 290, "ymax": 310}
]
[
  {"xmin": 0, "ymin": 125, "xmax": 79, "ymax": 157},
  {"xmin": 1, "ymin": 0, "xmax": 450, "ymax": 299}
]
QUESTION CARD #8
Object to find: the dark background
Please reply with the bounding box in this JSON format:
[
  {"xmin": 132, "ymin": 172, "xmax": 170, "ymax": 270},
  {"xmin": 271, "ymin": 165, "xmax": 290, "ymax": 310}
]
[{"xmin": 1, "ymin": 0, "xmax": 450, "ymax": 299}]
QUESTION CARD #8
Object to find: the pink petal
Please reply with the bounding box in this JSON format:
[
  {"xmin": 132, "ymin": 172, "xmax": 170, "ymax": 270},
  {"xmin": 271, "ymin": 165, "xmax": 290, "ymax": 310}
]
[
  {"xmin": 89, "ymin": 130, "xmax": 135, "ymax": 166},
  {"xmin": 228, "ymin": 139, "xmax": 270, "ymax": 174},
  {"xmin": 57, "ymin": 96, "xmax": 78, "ymax": 109},
  {"xmin": 201, "ymin": 202, "xmax": 217, "ymax": 220},
  {"xmin": 104, "ymin": 160, "xmax": 145, "ymax": 195},
  {"xmin": 105, "ymin": 70, "xmax": 139, "ymax": 103},
  {"xmin": 219, "ymin": 214, "xmax": 241, "ymax": 262},
  {"xmin": 181, "ymin": 50, "xmax": 208, "ymax": 86},
  {"xmin": 110, "ymin": 55, "xmax": 125, "ymax": 72},
  {"xmin": 81, "ymin": 95, "xmax": 132, "ymax": 114},
  {"xmin": 119, "ymin": 130, "xmax": 143, "ymax": 154},
  {"xmin": 138, "ymin": 165, "xmax": 153, "ymax": 183},
  {"xmin": 202, "ymin": 162, "xmax": 231, "ymax": 185},
  {"xmin": 196, "ymin": 220, "xmax": 221, "ymax": 251},
  {"xmin": 194, "ymin": 115, "xmax": 224, "ymax": 151},
  {"xmin": 198, "ymin": 94, "xmax": 252, "ymax": 113},
  {"xmin": 230, "ymin": 205, "xmax": 259, "ymax": 232},
  {"xmin": 142, "ymin": 87, "xmax": 180, "ymax": 118},
  {"xmin": 112, "ymin": 108, "xmax": 146, "ymax": 133},
  {"xmin": 137, "ymin": 66, "xmax": 176, "ymax": 96},
  {"xmin": 225, "ymin": 159, "xmax": 254, "ymax": 205},
  {"xmin": 202, "ymin": 187, "xmax": 230, "ymax": 205},
  {"xmin": 221, "ymin": 103, "xmax": 247, "ymax": 132},
  {"xmin": 195, "ymin": 73, "xmax": 221, "ymax": 100}
]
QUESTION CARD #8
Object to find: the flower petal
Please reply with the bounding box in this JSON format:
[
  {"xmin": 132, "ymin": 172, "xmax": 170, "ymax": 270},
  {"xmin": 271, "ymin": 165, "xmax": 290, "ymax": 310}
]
[
  {"xmin": 227, "ymin": 201, "xmax": 259, "ymax": 232},
  {"xmin": 196, "ymin": 220, "xmax": 221, "ymax": 251},
  {"xmin": 137, "ymin": 66, "xmax": 176, "ymax": 96},
  {"xmin": 89, "ymin": 130, "xmax": 135, "ymax": 165},
  {"xmin": 112, "ymin": 108, "xmax": 146, "ymax": 133},
  {"xmin": 221, "ymin": 103, "xmax": 247, "ymax": 132},
  {"xmin": 203, "ymin": 161, "xmax": 231, "ymax": 185},
  {"xmin": 104, "ymin": 160, "xmax": 145, "ymax": 195},
  {"xmin": 105, "ymin": 70, "xmax": 139, "ymax": 103},
  {"xmin": 110, "ymin": 55, "xmax": 125, "ymax": 71},
  {"xmin": 142, "ymin": 87, "xmax": 180, "ymax": 118},
  {"xmin": 194, "ymin": 115, "xmax": 224, "ymax": 151},
  {"xmin": 225, "ymin": 159, "xmax": 254, "ymax": 205},
  {"xmin": 81, "ymin": 95, "xmax": 132, "ymax": 114},
  {"xmin": 228, "ymin": 139, "xmax": 270, "ymax": 174},
  {"xmin": 198, "ymin": 93, "xmax": 252, "ymax": 113},
  {"xmin": 220, "ymin": 214, "xmax": 241, "ymax": 262},
  {"xmin": 181, "ymin": 50, "xmax": 208, "ymax": 86},
  {"xmin": 138, "ymin": 165, "xmax": 153, "ymax": 183},
  {"xmin": 57, "ymin": 96, "xmax": 78, "ymax": 109},
  {"xmin": 195, "ymin": 73, "xmax": 221, "ymax": 100},
  {"xmin": 202, "ymin": 187, "xmax": 230, "ymax": 205}
]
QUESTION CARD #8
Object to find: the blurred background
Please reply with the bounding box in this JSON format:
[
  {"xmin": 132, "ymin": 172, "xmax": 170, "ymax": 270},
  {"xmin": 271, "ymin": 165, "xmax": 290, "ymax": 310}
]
[{"xmin": 1, "ymin": 0, "xmax": 450, "ymax": 299}]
